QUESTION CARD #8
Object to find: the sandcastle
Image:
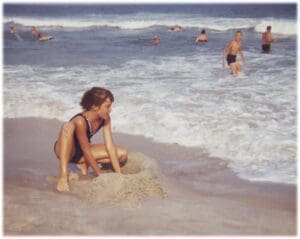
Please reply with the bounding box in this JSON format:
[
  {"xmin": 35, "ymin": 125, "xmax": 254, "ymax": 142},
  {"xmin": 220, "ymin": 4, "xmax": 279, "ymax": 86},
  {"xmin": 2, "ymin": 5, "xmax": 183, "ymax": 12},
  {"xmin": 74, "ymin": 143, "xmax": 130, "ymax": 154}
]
[{"xmin": 49, "ymin": 152, "xmax": 168, "ymax": 204}]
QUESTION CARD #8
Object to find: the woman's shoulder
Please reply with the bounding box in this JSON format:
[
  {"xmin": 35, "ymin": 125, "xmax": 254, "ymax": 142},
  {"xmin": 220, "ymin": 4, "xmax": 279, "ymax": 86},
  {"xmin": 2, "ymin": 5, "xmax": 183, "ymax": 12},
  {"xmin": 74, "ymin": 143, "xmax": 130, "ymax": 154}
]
[{"xmin": 70, "ymin": 114, "xmax": 86, "ymax": 127}]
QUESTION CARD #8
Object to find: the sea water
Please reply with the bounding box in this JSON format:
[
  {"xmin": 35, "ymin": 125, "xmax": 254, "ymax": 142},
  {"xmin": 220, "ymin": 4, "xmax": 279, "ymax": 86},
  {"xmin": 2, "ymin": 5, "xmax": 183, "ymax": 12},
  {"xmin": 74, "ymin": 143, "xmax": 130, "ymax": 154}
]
[{"xmin": 3, "ymin": 4, "xmax": 297, "ymax": 184}]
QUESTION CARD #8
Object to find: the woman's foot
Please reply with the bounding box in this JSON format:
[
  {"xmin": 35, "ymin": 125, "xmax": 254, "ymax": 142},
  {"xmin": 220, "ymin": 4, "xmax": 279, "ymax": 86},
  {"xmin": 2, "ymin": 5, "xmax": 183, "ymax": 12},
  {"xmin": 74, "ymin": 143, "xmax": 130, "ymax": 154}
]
[
  {"xmin": 56, "ymin": 175, "xmax": 70, "ymax": 192},
  {"xmin": 76, "ymin": 163, "xmax": 88, "ymax": 175}
]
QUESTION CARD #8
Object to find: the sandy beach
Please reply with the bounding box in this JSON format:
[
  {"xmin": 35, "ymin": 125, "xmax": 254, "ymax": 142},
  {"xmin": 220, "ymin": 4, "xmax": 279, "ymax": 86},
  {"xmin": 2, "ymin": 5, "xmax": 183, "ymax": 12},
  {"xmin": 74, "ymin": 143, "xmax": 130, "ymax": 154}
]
[{"xmin": 3, "ymin": 117, "xmax": 296, "ymax": 235}]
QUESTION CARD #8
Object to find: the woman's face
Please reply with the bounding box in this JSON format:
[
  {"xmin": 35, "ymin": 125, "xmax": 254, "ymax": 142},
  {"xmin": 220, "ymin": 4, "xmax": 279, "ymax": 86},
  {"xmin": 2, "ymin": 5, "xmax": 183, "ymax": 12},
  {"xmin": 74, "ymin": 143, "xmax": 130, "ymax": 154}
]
[{"xmin": 96, "ymin": 97, "xmax": 112, "ymax": 119}]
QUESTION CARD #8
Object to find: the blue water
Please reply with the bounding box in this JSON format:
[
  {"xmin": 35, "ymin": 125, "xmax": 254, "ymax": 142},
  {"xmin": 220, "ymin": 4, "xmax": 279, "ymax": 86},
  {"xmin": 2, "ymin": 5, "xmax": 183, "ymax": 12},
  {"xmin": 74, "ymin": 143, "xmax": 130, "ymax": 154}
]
[
  {"xmin": 4, "ymin": 4, "xmax": 296, "ymax": 19},
  {"xmin": 3, "ymin": 4, "xmax": 297, "ymax": 184}
]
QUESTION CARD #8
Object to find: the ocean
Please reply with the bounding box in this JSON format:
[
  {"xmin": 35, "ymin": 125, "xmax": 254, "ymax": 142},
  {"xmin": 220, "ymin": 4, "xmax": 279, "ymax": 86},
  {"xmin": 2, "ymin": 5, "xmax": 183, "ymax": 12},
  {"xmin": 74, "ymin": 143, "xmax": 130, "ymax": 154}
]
[{"xmin": 3, "ymin": 4, "xmax": 297, "ymax": 184}]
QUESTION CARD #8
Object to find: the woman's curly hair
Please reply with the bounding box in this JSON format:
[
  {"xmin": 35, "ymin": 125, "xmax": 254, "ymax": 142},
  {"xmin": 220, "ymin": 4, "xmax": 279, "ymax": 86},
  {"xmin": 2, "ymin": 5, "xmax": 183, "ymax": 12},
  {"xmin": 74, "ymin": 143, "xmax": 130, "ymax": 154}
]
[{"xmin": 80, "ymin": 87, "xmax": 114, "ymax": 110}]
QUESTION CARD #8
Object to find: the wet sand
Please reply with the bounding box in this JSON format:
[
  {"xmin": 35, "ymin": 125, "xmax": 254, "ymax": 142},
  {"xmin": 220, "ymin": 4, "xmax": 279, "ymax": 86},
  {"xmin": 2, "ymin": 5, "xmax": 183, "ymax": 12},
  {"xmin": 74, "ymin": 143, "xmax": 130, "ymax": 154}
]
[{"xmin": 3, "ymin": 118, "xmax": 296, "ymax": 235}]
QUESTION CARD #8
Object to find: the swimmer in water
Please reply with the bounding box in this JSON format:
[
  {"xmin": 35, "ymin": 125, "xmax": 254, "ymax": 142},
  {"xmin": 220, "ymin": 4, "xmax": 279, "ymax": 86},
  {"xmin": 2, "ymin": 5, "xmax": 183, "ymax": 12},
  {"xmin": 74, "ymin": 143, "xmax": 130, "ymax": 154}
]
[
  {"xmin": 10, "ymin": 26, "xmax": 17, "ymax": 35},
  {"xmin": 195, "ymin": 29, "xmax": 208, "ymax": 43},
  {"xmin": 152, "ymin": 35, "xmax": 160, "ymax": 46},
  {"xmin": 222, "ymin": 30, "xmax": 246, "ymax": 75},
  {"xmin": 53, "ymin": 87, "xmax": 128, "ymax": 192},
  {"xmin": 31, "ymin": 26, "xmax": 54, "ymax": 42},
  {"xmin": 10, "ymin": 26, "xmax": 23, "ymax": 41},
  {"xmin": 168, "ymin": 25, "xmax": 182, "ymax": 32}
]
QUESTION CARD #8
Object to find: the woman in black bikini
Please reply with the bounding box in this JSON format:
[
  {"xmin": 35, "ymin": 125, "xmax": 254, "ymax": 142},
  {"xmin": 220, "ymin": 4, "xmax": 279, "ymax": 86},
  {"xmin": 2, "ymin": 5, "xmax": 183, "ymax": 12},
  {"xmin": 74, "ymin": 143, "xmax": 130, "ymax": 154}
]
[{"xmin": 54, "ymin": 87, "xmax": 128, "ymax": 192}]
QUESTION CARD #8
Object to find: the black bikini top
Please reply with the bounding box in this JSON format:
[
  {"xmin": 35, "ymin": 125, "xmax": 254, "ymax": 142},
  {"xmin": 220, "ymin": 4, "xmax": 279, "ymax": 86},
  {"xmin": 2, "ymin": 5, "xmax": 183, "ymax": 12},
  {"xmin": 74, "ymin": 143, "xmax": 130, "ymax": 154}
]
[{"xmin": 70, "ymin": 113, "xmax": 104, "ymax": 140}]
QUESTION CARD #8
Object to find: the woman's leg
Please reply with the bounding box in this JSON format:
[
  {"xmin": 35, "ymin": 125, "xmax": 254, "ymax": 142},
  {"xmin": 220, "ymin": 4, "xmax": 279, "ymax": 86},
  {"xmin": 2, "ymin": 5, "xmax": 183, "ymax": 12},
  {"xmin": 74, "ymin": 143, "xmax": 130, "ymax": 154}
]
[
  {"xmin": 76, "ymin": 144, "xmax": 128, "ymax": 170},
  {"xmin": 75, "ymin": 160, "xmax": 89, "ymax": 175},
  {"xmin": 54, "ymin": 122, "xmax": 75, "ymax": 192}
]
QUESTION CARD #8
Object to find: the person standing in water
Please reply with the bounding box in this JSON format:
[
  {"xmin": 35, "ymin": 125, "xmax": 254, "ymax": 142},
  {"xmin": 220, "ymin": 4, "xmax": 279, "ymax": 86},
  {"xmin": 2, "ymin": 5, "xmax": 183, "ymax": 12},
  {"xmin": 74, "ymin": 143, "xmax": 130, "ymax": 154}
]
[
  {"xmin": 53, "ymin": 87, "xmax": 128, "ymax": 192},
  {"xmin": 262, "ymin": 25, "xmax": 275, "ymax": 53},
  {"xmin": 152, "ymin": 35, "xmax": 160, "ymax": 46},
  {"xmin": 222, "ymin": 30, "xmax": 246, "ymax": 75},
  {"xmin": 195, "ymin": 29, "xmax": 208, "ymax": 42}
]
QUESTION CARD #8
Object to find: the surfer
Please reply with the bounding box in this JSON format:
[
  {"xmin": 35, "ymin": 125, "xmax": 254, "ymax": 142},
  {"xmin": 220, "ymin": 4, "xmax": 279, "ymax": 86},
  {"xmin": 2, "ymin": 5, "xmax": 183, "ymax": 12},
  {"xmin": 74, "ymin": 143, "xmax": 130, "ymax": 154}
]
[
  {"xmin": 262, "ymin": 25, "xmax": 275, "ymax": 53},
  {"xmin": 31, "ymin": 26, "xmax": 54, "ymax": 42},
  {"xmin": 195, "ymin": 29, "xmax": 208, "ymax": 43},
  {"xmin": 53, "ymin": 87, "xmax": 128, "ymax": 192},
  {"xmin": 222, "ymin": 30, "xmax": 246, "ymax": 75}
]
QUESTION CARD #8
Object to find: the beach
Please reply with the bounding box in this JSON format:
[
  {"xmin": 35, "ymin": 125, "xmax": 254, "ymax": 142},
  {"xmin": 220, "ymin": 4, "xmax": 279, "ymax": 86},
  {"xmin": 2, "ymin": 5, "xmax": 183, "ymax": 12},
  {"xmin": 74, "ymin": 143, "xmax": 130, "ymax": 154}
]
[
  {"xmin": 3, "ymin": 3, "xmax": 297, "ymax": 235},
  {"xmin": 4, "ymin": 4, "xmax": 297, "ymax": 185},
  {"xmin": 3, "ymin": 118, "xmax": 296, "ymax": 235}
]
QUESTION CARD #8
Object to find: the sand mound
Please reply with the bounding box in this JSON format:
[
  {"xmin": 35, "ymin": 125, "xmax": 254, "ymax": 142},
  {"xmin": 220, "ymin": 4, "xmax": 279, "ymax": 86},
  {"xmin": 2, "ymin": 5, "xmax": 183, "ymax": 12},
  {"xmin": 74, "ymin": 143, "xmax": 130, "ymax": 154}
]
[{"xmin": 66, "ymin": 152, "xmax": 167, "ymax": 203}]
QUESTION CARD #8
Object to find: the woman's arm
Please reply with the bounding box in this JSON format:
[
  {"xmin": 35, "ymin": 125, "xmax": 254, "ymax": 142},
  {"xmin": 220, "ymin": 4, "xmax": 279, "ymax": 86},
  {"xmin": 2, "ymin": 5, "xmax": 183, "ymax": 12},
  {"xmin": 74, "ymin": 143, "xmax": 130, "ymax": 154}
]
[
  {"xmin": 75, "ymin": 118, "xmax": 102, "ymax": 175},
  {"xmin": 103, "ymin": 116, "xmax": 121, "ymax": 173}
]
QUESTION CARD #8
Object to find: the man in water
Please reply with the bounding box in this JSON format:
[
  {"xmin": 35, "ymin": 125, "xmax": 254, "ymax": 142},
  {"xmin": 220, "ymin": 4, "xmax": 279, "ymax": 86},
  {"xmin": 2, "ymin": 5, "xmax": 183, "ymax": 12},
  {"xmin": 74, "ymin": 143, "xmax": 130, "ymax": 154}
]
[
  {"xmin": 222, "ymin": 30, "xmax": 246, "ymax": 75},
  {"xmin": 31, "ymin": 26, "xmax": 54, "ymax": 42},
  {"xmin": 10, "ymin": 26, "xmax": 23, "ymax": 41},
  {"xmin": 152, "ymin": 35, "xmax": 160, "ymax": 46},
  {"xmin": 10, "ymin": 26, "xmax": 17, "ymax": 35},
  {"xmin": 261, "ymin": 25, "xmax": 274, "ymax": 53},
  {"xmin": 195, "ymin": 29, "xmax": 208, "ymax": 42}
]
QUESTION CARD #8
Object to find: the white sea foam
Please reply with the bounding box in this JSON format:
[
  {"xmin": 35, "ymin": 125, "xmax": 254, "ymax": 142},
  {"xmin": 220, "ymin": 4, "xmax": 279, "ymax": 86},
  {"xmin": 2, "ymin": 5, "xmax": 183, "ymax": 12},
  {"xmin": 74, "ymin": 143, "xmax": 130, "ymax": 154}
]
[
  {"xmin": 4, "ymin": 15, "xmax": 296, "ymax": 35},
  {"xmin": 4, "ymin": 50, "xmax": 296, "ymax": 184},
  {"xmin": 254, "ymin": 18, "xmax": 297, "ymax": 35}
]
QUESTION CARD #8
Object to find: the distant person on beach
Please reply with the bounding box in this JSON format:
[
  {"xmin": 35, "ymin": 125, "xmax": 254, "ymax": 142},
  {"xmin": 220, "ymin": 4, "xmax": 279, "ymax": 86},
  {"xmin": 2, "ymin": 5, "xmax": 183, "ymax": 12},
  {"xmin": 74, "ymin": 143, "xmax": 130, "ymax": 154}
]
[
  {"xmin": 168, "ymin": 25, "xmax": 182, "ymax": 32},
  {"xmin": 10, "ymin": 26, "xmax": 23, "ymax": 41},
  {"xmin": 53, "ymin": 87, "xmax": 128, "ymax": 192},
  {"xmin": 152, "ymin": 35, "xmax": 160, "ymax": 46},
  {"xmin": 195, "ymin": 29, "xmax": 208, "ymax": 42},
  {"xmin": 222, "ymin": 30, "xmax": 246, "ymax": 75},
  {"xmin": 262, "ymin": 25, "xmax": 275, "ymax": 53},
  {"xmin": 31, "ymin": 26, "xmax": 54, "ymax": 42}
]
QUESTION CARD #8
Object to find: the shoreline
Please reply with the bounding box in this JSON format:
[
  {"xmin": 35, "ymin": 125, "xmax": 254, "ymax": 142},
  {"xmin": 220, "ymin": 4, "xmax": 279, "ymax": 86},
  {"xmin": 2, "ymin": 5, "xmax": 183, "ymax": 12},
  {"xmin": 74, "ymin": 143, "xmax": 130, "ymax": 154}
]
[
  {"xmin": 5, "ymin": 116, "xmax": 295, "ymax": 187},
  {"xmin": 3, "ymin": 117, "xmax": 296, "ymax": 235}
]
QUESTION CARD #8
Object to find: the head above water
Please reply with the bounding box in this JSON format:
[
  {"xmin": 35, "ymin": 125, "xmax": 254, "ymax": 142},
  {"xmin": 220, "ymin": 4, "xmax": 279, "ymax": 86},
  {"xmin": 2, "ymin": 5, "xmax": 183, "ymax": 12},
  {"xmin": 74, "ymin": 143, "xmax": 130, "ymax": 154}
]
[
  {"xmin": 201, "ymin": 29, "xmax": 206, "ymax": 34},
  {"xmin": 235, "ymin": 30, "xmax": 243, "ymax": 41},
  {"xmin": 267, "ymin": 25, "xmax": 272, "ymax": 31},
  {"xmin": 80, "ymin": 87, "xmax": 114, "ymax": 111},
  {"xmin": 10, "ymin": 26, "xmax": 17, "ymax": 34}
]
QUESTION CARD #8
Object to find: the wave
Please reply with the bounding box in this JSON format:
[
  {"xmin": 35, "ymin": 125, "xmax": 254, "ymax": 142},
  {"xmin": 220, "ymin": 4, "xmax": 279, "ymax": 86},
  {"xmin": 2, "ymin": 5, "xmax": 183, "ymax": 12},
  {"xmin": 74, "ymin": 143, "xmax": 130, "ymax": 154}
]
[
  {"xmin": 254, "ymin": 18, "xmax": 297, "ymax": 35},
  {"xmin": 4, "ymin": 15, "xmax": 297, "ymax": 35},
  {"xmin": 4, "ymin": 51, "xmax": 297, "ymax": 184}
]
